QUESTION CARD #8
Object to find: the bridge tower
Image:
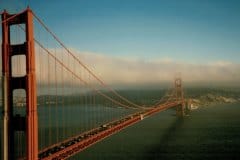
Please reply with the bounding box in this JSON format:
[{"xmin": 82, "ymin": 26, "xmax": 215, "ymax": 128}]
[
  {"xmin": 174, "ymin": 76, "xmax": 185, "ymax": 117},
  {"xmin": 1, "ymin": 8, "xmax": 38, "ymax": 160}
]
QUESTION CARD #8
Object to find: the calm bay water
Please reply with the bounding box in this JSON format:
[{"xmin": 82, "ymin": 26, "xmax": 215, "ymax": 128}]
[
  {"xmin": 38, "ymin": 105, "xmax": 135, "ymax": 150},
  {"xmin": 1, "ymin": 103, "xmax": 240, "ymax": 159},
  {"xmin": 0, "ymin": 104, "xmax": 136, "ymax": 158},
  {"xmin": 70, "ymin": 103, "xmax": 240, "ymax": 160}
]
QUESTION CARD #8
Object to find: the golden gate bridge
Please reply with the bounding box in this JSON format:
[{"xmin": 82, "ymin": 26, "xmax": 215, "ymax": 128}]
[{"xmin": 1, "ymin": 8, "xmax": 187, "ymax": 160}]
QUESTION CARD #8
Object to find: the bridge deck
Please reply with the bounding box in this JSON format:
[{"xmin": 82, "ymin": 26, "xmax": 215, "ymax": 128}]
[{"xmin": 39, "ymin": 101, "xmax": 181, "ymax": 160}]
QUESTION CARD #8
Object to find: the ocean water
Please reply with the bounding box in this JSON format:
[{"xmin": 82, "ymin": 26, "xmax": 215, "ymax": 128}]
[
  {"xmin": 70, "ymin": 103, "xmax": 240, "ymax": 160},
  {"xmin": 37, "ymin": 105, "xmax": 136, "ymax": 150},
  {"xmin": 1, "ymin": 103, "xmax": 240, "ymax": 159},
  {"xmin": 0, "ymin": 104, "xmax": 136, "ymax": 158}
]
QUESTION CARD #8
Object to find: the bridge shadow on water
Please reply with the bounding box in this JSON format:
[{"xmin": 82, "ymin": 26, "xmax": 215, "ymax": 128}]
[
  {"xmin": 139, "ymin": 105, "xmax": 240, "ymax": 160},
  {"xmin": 140, "ymin": 116, "xmax": 186, "ymax": 160}
]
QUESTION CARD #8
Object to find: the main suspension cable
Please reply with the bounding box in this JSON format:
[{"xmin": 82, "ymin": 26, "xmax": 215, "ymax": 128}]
[{"xmin": 31, "ymin": 11, "xmax": 144, "ymax": 109}]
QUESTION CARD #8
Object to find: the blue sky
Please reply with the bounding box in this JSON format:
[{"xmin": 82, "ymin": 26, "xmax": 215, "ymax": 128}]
[
  {"xmin": 1, "ymin": 0, "xmax": 240, "ymax": 86},
  {"xmin": 1, "ymin": 0, "xmax": 240, "ymax": 63}
]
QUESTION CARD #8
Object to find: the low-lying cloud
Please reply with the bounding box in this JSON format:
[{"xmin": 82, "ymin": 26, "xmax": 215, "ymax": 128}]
[
  {"xmin": 9, "ymin": 47, "xmax": 240, "ymax": 88},
  {"xmin": 68, "ymin": 49, "xmax": 240, "ymax": 87}
]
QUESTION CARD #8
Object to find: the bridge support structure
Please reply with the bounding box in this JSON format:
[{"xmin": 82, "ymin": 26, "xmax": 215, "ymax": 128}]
[
  {"xmin": 1, "ymin": 8, "xmax": 38, "ymax": 160},
  {"xmin": 174, "ymin": 76, "xmax": 185, "ymax": 117}
]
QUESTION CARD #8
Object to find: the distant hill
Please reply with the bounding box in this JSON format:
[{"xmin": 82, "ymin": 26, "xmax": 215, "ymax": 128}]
[{"xmin": 185, "ymin": 88, "xmax": 240, "ymax": 108}]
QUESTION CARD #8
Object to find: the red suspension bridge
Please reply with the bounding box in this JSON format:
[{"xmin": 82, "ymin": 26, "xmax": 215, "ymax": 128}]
[{"xmin": 1, "ymin": 8, "xmax": 187, "ymax": 160}]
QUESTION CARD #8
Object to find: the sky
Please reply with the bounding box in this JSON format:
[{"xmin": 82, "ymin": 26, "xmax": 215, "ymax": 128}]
[{"xmin": 1, "ymin": 0, "xmax": 240, "ymax": 86}]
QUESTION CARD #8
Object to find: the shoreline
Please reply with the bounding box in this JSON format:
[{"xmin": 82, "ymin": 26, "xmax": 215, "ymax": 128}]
[{"xmin": 189, "ymin": 93, "xmax": 240, "ymax": 109}]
